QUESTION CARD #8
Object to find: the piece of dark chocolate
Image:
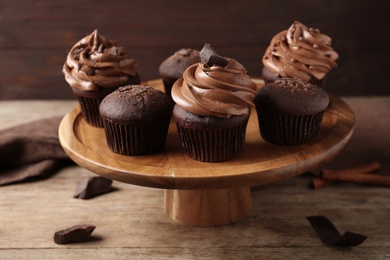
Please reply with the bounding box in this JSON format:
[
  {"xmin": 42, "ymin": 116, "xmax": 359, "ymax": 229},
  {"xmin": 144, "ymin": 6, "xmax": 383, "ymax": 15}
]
[
  {"xmin": 54, "ymin": 225, "xmax": 96, "ymax": 245},
  {"xmin": 74, "ymin": 176, "xmax": 113, "ymax": 199},
  {"xmin": 199, "ymin": 43, "xmax": 229, "ymax": 67},
  {"xmin": 306, "ymin": 216, "xmax": 367, "ymax": 247}
]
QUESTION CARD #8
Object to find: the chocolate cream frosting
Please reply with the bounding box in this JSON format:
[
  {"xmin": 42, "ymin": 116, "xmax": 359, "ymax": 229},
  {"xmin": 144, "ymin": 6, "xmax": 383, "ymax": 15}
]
[
  {"xmin": 262, "ymin": 21, "xmax": 339, "ymax": 82},
  {"xmin": 63, "ymin": 30, "xmax": 138, "ymax": 92},
  {"xmin": 171, "ymin": 59, "xmax": 257, "ymax": 118}
]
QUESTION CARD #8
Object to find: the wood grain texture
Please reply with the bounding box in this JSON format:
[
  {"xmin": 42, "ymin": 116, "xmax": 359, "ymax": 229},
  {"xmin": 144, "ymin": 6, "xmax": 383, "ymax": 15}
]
[
  {"xmin": 0, "ymin": 0, "xmax": 389, "ymax": 99},
  {"xmin": 1, "ymin": 164, "xmax": 390, "ymax": 259},
  {"xmin": 58, "ymin": 79, "xmax": 355, "ymax": 190},
  {"xmin": 58, "ymin": 79, "xmax": 354, "ymax": 226},
  {"xmin": 0, "ymin": 99, "xmax": 389, "ymax": 258},
  {"xmin": 164, "ymin": 188, "xmax": 251, "ymax": 226}
]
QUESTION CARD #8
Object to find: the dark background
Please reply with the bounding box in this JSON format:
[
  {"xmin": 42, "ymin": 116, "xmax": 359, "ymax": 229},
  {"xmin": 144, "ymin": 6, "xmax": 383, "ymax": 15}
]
[{"xmin": 0, "ymin": 0, "xmax": 389, "ymax": 99}]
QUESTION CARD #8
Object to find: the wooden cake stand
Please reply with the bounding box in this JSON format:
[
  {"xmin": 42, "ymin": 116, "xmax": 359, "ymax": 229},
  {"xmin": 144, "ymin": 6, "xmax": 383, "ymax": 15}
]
[{"xmin": 59, "ymin": 79, "xmax": 355, "ymax": 227}]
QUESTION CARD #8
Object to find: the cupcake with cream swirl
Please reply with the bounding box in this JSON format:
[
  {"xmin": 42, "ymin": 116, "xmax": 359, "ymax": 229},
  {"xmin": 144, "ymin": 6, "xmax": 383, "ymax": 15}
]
[
  {"xmin": 262, "ymin": 21, "xmax": 339, "ymax": 87},
  {"xmin": 63, "ymin": 30, "xmax": 140, "ymax": 127},
  {"xmin": 172, "ymin": 44, "xmax": 256, "ymax": 162}
]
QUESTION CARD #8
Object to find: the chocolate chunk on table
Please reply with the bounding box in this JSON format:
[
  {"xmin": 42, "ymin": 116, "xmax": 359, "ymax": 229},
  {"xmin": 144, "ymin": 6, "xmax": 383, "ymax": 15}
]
[
  {"xmin": 74, "ymin": 176, "xmax": 113, "ymax": 199},
  {"xmin": 54, "ymin": 225, "xmax": 96, "ymax": 245},
  {"xmin": 306, "ymin": 216, "xmax": 367, "ymax": 247}
]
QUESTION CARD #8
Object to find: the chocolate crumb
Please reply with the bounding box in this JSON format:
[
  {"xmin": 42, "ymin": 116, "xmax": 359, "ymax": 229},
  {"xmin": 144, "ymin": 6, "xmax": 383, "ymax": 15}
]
[
  {"xmin": 73, "ymin": 48, "xmax": 82, "ymax": 60},
  {"xmin": 108, "ymin": 46, "xmax": 119, "ymax": 56},
  {"xmin": 199, "ymin": 43, "xmax": 229, "ymax": 67},
  {"xmin": 54, "ymin": 225, "xmax": 96, "ymax": 245},
  {"xmin": 175, "ymin": 48, "xmax": 193, "ymax": 56},
  {"xmin": 74, "ymin": 176, "xmax": 113, "ymax": 199}
]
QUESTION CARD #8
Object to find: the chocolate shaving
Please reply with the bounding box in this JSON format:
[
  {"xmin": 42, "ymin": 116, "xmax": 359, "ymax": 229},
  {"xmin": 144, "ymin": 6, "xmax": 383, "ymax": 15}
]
[
  {"xmin": 108, "ymin": 46, "xmax": 120, "ymax": 56},
  {"xmin": 54, "ymin": 225, "xmax": 96, "ymax": 245},
  {"xmin": 199, "ymin": 43, "xmax": 229, "ymax": 67},
  {"xmin": 306, "ymin": 216, "xmax": 367, "ymax": 247},
  {"xmin": 73, "ymin": 48, "xmax": 82, "ymax": 59},
  {"xmin": 97, "ymin": 43, "xmax": 104, "ymax": 53},
  {"xmin": 74, "ymin": 176, "xmax": 113, "ymax": 199}
]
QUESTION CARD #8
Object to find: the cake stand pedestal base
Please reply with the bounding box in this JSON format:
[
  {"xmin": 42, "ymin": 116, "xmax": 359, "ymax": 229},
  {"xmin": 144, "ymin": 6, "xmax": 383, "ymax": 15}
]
[
  {"xmin": 164, "ymin": 187, "xmax": 251, "ymax": 226},
  {"xmin": 59, "ymin": 79, "xmax": 355, "ymax": 227}
]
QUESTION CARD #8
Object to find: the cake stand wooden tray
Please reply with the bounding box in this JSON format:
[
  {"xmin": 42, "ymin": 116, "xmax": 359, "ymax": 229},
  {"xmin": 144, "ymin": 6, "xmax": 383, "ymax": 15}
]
[{"xmin": 59, "ymin": 79, "xmax": 355, "ymax": 226}]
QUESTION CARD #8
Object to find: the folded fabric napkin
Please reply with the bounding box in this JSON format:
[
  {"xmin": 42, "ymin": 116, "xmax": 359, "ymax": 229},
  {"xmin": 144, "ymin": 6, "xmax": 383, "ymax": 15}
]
[{"xmin": 0, "ymin": 116, "xmax": 71, "ymax": 185}]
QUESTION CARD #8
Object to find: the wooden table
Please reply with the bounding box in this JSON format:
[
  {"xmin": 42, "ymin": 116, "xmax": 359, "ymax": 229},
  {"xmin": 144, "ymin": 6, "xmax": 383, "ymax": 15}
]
[{"xmin": 0, "ymin": 99, "xmax": 389, "ymax": 259}]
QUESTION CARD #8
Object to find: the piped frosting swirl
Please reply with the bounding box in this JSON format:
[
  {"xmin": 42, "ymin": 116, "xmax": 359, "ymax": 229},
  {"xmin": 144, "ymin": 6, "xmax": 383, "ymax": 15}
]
[
  {"xmin": 171, "ymin": 58, "xmax": 256, "ymax": 118},
  {"xmin": 63, "ymin": 30, "xmax": 139, "ymax": 91},
  {"xmin": 262, "ymin": 21, "xmax": 339, "ymax": 82}
]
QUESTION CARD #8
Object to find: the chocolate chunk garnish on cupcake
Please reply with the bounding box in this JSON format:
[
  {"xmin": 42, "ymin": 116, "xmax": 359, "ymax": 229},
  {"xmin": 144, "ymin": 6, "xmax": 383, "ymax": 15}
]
[
  {"xmin": 261, "ymin": 21, "xmax": 339, "ymax": 87},
  {"xmin": 199, "ymin": 43, "xmax": 229, "ymax": 67},
  {"xmin": 171, "ymin": 44, "xmax": 257, "ymax": 162}
]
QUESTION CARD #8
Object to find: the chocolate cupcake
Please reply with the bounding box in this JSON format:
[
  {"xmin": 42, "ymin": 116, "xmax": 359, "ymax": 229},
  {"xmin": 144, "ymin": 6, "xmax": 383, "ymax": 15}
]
[
  {"xmin": 159, "ymin": 48, "xmax": 200, "ymax": 97},
  {"xmin": 99, "ymin": 85, "xmax": 174, "ymax": 155},
  {"xmin": 262, "ymin": 21, "xmax": 339, "ymax": 87},
  {"xmin": 63, "ymin": 30, "xmax": 141, "ymax": 127},
  {"xmin": 171, "ymin": 44, "xmax": 257, "ymax": 162},
  {"xmin": 255, "ymin": 78, "xmax": 329, "ymax": 145}
]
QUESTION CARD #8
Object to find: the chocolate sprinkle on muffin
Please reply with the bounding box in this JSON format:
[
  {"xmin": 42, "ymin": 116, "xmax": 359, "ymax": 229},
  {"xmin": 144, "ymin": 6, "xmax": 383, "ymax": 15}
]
[
  {"xmin": 100, "ymin": 85, "xmax": 174, "ymax": 155},
  {"xmin": 255, "ymin": 78, "xmax": 329, "ymax": 145}
]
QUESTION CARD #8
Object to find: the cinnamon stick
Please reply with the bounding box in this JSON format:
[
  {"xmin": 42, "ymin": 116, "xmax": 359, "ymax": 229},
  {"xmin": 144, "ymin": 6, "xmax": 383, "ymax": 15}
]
[
  {"xmin": 310, "ymin": 161, "xmax": 381, "ymax": 189},
  {"xmin": 321, "ymin": 161, "xmax": 381, "ymax": 176},
  {"xmin": 321, "ymin": 171, "xmax": 390, "ymax": 187},
  {"xmin": 310, "ymin": 177, "xmax": 338, "ymax": 189}
]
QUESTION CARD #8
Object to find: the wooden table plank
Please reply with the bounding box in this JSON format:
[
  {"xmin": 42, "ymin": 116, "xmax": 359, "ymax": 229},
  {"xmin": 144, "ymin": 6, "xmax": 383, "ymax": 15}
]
[{"xmin": 0, "ymin": 99, "xmax": 389, "ymax": 259}]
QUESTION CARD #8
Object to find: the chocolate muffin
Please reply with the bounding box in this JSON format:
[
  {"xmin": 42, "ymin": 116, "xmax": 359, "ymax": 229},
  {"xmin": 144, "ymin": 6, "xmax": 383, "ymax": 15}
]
[
  {"xmin": 255, "ymin": 78, "xmax": 329, "ymax": 145},
  {"xmin": 63, "ymin": 30, "xmax": 140, "ymax": 127},
  {"xmin": 171, "ymin": 44, "xmax": 257, "ymax": 162},
  {"xmin": 261, "ymin": 21, "xmax": 339, "ymax": 87},
  {"xmin": 99, "ymin": 85, "xmax": 174, "ymax": 155},
  {"xmin": 158, "ymin": 48, "xmax": 200, "ymax": 97},
  {"xmin": 173, "ymin": 105, "xmax": 251, "ymax": 162}
]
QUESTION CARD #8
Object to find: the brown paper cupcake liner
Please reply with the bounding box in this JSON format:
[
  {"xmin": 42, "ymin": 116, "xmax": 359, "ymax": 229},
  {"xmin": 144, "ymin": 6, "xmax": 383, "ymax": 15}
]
[
  {"xmin": 76, "ymin": 96, "xmax": 104, "ymax": 128},
  {"xmin": 103, "ymin": 120, "xmax": 170, "ymax": 155},
  {"xmin": 175, "ymin": 122, "xmax": 248, "ymax": 162},
  {"xmin": 73, "ymin": 75, "xmax": 141, "ymax": 128},
  {"xmin": 257, "ymin": 110, "xmax": 324, "ymax": 145}
]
